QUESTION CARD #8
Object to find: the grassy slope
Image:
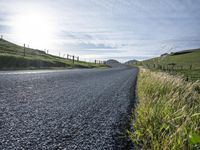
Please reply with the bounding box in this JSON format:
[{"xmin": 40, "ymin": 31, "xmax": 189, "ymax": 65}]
[
  {"xmin": 143, "ymin": 49, "xmax": 200, "ymax": 69},
  {"xmin": 137, "ymin": 49, "xmax": 200, "ymax": 80},
  {"xmin": 0, "ymin": 39, "xmax": 106, "ymax": 69},
  {"xmin": 129, "ymin": 68, "xmax": 200, "ymax": 149}
]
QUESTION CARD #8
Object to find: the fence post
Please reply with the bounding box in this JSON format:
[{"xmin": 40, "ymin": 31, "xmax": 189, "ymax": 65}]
[
  {"xmin": 67, "ymin": 54, "xmax": 69, "ymax": 59},
  {"xmin": 77, "ymin": 56, "xmax": 79, "ymax": 61},
  {"xmin": 189, "ymin": 65, "xmax": 192, "ymax": 70},
  {"xmin": 0, "ymin": 35, "xmax": 3, "ymax": 40},
  {"xmin": 73, "ymin": 55, "xmax": 75, "ymax": 64},
  {"xmin": 95, "ymin": 60, "xmax": 96, "ymax": 64},
  {"xmin": 24, "ymin": 44, "xmax": 25, "ymax": 56}
]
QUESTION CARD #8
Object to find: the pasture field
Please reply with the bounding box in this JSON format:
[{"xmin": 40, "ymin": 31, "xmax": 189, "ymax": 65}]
[
  {"xmin": 135, "ymin": 49, "xmax": 200, "ymax": 81},
  {"xmin": 0, "ymin": 39, "xmax": 106, "ymax": 69}
]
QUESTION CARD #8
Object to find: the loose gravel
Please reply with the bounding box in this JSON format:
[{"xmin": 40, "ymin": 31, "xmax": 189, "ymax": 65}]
[{"xmin": 0, "ymin": 67, "xmax": 138, "ymax": 150}]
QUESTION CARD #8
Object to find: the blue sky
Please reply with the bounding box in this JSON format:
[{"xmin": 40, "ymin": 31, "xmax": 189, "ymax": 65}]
[{"xmin": 0, "ymin": 0, "xmax": 200, "ymax": 61}]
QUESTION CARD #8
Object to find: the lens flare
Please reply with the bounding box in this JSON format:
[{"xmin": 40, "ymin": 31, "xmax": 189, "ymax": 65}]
[{"xmin": 13, "ymin": 11, "xmax": 56, "ymax": 49}]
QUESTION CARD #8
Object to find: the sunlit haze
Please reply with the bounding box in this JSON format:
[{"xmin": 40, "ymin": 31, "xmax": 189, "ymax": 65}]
[
  {"xmin": 13, "ymin": 12, "xmax": 56, "ymax": 49},
  {"xmin": 0, "ymin": 0, "xmax": 200, "ymax": 62}
]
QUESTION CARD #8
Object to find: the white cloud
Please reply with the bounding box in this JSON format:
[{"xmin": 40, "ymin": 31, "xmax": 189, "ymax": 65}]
[{"xmin": 0, "ymin": 0, "xmax": 200, "ymax": 61}]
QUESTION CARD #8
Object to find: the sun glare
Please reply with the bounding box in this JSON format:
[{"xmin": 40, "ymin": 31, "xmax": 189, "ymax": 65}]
[{"xmin": 13, "ymin": 12, "xmax": 56, "ymax": 49}]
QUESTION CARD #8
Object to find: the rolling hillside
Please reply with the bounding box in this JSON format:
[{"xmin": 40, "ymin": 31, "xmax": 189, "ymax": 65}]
[
  {"xmin": 0, "ymin": 39, "xmax": 106, "ymax": 69},
  {"xmin": 137, "ymin": 48, "xmax": 200, "ymax": 81}
]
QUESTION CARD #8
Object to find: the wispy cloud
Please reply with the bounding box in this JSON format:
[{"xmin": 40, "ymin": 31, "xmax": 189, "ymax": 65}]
[{"xmin": 0, "ymin": 0, "xmax": 200, "ymax": 61}]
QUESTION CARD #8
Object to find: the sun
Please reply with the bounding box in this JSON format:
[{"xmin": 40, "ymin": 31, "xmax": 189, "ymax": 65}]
[{"xmin": 13, "ymin": 12, "xmax": 56, "ymax": 49}]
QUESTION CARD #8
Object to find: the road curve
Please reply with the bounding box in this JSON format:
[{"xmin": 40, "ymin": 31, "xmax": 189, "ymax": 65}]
[{"xmin": 0, "ymin": 67, "xmax": 138, "ymax": 150}]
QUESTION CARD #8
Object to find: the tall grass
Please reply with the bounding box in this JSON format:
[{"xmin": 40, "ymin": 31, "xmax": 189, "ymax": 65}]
[{"xmin": 129, "ymin": 68, "xmax": 200, "ymax": 149}]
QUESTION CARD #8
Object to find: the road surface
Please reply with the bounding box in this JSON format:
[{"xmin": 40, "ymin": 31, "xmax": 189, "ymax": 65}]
[{"xmin": 0, "ymin": 66, "xmax": 138, "ymax": 149}]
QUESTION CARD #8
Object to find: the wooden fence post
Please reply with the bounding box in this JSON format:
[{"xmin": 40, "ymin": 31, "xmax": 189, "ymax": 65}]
[
  {"xmin": 189, "ymin": 65, "xmax": 192, "ymax": 70},
  {"xmin": 0, "ymin": 35, "xmax": 3, "ymax": 40},
  {"xmin": 24, "ymin": 44, "xmax": 25, "ymax": 56},
  {"xmin": 73, "ymin": 55, "xmax": 75, "ymax": 64}
]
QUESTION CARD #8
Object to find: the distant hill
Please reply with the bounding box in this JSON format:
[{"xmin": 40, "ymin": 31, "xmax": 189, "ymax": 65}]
[
  {"xmin": 106, "ymin": 59, "xmax": 122, "ymax": 68},
  {"xmin": 106, "ymin": 59, "xmax": 119, "ymax": 64},
  {"xmin": 0, "ymin": 39, "xmax": 106, "ymax": 70},
  {"xmin": 125, "ymin": 59, "xmax": 138, "ymax": 65}
]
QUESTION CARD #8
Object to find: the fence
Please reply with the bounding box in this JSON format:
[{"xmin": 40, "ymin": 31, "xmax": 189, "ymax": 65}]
[
  {"xmin": 141, "ymin": 63, "xmax": 198, "ymax": 71},
  {"xmin": 94, "ymin": 60, "xmax": 105, "ymax": 64},
  {"xmin": 186, "ymin": 76, "xmax": 200, "ymax": 81},
  {"xmin": 142, "ymin": 63, "xmax": 200, "ymax": 81},
  {"xmin": 0, "ymin": 35, "xmax": 105, "ymax": 65}
]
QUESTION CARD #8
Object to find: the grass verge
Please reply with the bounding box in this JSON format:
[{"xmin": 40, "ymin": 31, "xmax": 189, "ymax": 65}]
[{"xmin": 128, "ymin": 68, "xmax": 200, "ymax": 149}]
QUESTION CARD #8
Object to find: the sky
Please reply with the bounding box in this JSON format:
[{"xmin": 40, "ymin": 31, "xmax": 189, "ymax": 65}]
[{"xmin": 0, "ymin": 0, "xmax": 200, "ymax": 62}]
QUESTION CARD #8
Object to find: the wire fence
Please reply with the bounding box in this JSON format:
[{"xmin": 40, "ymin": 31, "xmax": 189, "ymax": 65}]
[
  {"xmin": 141, "ymin": 63, "xmax": 200, "ymax": 81},
  {"xmin": 0, "ymin": 35, "xmax": 106, "ymax": 65}
]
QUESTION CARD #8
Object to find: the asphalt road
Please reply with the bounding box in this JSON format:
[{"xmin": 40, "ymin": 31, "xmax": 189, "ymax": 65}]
[{"xmin": 0, "ymin": 66, "xmax": 138, "ymax": 150}]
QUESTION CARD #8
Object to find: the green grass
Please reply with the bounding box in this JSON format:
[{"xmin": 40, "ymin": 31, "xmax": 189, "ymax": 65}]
[
  {"xmin": 135, "ymin": 48, "xmax": 200, "ymax": 81},
  {"xmin": 128, "ymin": 68, "xmax": 200, "ymax": 149},
  {"xmin": 0, "ymin": 39, "xmax": 107, "ymax": 69}
]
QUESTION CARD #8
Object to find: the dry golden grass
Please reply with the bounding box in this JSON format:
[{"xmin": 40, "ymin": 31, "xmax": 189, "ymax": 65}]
[{"xmin": 129, "ymin": 68, "xmax": 200, "ymax": 149}]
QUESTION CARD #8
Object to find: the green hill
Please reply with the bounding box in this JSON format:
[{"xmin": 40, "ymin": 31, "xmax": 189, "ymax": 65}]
[
  {"xmin": 138, "ymin": 48, "xmax": 200, "ymax": 81},
  {"xmin": 125, "ymin": 59, "xmax": 138, "ymax": 65},
  {"xmin": 0, "ymin": 39, "xmax": 106, "ymax": 70}
]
